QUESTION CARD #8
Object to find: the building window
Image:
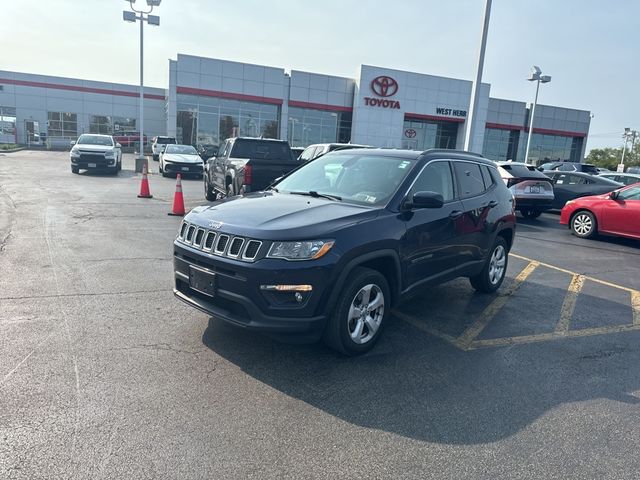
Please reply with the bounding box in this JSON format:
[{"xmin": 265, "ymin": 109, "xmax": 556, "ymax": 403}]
[
  {"xmin": 0, "ymin": 106, "xmax": 17, "ymax": 143},
  {"xmin": 287, "ymin": 107, "xmax": 352, "ymax": 147},
  {"xmin": 47, "ymin": 111, "xmax": 77, "ymax": 138},
  {"xmin": 89, "ymin": 115, "xmax": 112, "ymax": 135},
  {"xmin": 176, "ymin": 94, "xmax": 280, "ymax": 146},
  {"xmin": 519, "ymin": 133, "xmax": 582, "ymax": 165},
  {"xmin": 482, "ymin": 127, "xmax": 520, "ymax": 162},
  {"xmin": 402, "ymin": 118, "xmax": 459, "ymax": 150},
  {"xmin": 113, "ymin": 117, "xmax": 137, "ymax": 134}
]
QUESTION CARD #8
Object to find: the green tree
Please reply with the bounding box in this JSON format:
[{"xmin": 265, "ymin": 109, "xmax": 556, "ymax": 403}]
[{"xmin": 586, "ymin": 143, "xmax": 640, "ymax": 171}]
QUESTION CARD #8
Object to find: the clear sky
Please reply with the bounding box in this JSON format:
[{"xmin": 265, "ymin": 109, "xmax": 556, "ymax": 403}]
[{"xmin": 3, "ymin": 0, "xmax": 638, "ymax": 151}]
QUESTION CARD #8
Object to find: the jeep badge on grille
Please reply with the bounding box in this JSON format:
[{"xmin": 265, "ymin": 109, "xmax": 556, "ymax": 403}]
[{"xmin": 209, "ymin": 221, "xmax": 223, "ymax": 229}]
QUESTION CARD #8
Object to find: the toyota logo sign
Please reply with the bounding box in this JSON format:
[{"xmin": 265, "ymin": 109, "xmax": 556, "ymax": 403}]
[
  {"xmin": 365, "ymin": 75, "xmax": 401, "ymax": 109},
  {"xmin": 370, "ymin": 76, "xmax": 399, "ymax": 97},
  {"xmin": 404, "ymin": 128, "xmax": 417, "ymax": 138}
]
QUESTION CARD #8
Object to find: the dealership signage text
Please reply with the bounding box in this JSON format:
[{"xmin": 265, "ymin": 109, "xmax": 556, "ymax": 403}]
[
  {"xmin": 364, "ymin": 97, "xmax": 401, "ymax": 109},
  {"xmin": 436, "ymin": 107, "xmax": 467, "ymax": 117}
]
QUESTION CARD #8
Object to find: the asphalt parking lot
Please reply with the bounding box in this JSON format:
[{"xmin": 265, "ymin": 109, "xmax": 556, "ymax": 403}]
[{"xmin": 2, "ymin": 150, "xmax": 640, "ymax": 479}]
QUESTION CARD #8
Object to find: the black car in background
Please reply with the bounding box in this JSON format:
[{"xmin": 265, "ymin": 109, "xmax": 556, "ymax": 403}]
[
  {"xmin": 539, "ymin": 161, "xmax": 599, "ymax": 175},
  {"xmin": 545, "ymin": 171, "xmax": 622, "ymax": 209},
  {"xmin": 174, "ymin": 149, "xmax": 516, "ymax": 355}
]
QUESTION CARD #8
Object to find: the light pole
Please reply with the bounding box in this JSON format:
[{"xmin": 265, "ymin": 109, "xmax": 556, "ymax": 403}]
[
  {"xmin": 464, "ymin": 0, "xmax": 492, "ymax": 152},
  {"xmin": 620, "ymin": 128, "xmax": 638, "ymax": 171},
  {"xmin": 123, "ymin": 0, "xmax": 161, "ymax": 173},
  {"xmin": 523, "ymin": 66, "xmax": 551, "ymax": 165}
]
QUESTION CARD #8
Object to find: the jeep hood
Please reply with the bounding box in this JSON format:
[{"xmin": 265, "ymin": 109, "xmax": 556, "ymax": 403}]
[{"xmin": 184, "ymin": 192, "xmax": 380, "ymax": 239}]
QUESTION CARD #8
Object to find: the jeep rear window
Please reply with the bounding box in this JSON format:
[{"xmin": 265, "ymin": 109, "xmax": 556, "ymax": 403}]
[
  {"xmin": 231, "ymin": 139, "xmax": 290, "ymax": 159},
  {"xmin": 275, "ymin": 153, "xmax": 417, "ymax": 206}
]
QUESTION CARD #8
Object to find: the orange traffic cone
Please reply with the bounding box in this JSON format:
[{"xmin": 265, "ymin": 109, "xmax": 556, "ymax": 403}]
[
  {"xmin": 168, "ymin": 174, "xmax": 186, "ymax": 216},
  {"xmin": 137, "ymin": 163, "xmax": 153, "ymax": 198}
]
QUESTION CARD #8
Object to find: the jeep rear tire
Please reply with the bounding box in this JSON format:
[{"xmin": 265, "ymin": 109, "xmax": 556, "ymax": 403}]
[
  {"xmin": 470, "ymin": 236, "xmax": 508, "ymax": 293},
  {"xmin": 323, "ymin": 267, "xmax": 390, "ymax": 356}
]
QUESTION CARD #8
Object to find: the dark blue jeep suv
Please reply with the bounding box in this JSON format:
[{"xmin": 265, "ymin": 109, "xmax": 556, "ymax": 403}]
[{"xmin": 173, "ymin": 149, "xmax": 516, "ymax": 355}]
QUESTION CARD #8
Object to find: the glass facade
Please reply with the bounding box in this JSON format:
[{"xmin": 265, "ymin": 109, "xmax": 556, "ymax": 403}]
[
  {"xmin": 401, "ymin": 118, "xmax": 459, "ymax": 150},
  {"xmin": 287, "ymin": 107, "xmax": 352, "ymax": 147},
  {"xmin": 519, "ymin": 133, "xmax": 583, "ymax": 165},
  {"xmin": 176, "ymin": 94, "xmax": 279, "ymax": 146},
  {"xmin": 47, "ymin": 111, "xmax": 78, "ymax": 138},
  {"xmin": 0, "ymin": 106, "xmax": 17, "ymax": 143},
  {"xmin": 482, "ymin": 127, "xmax": 520, "ymax": 161},
  {"xmin": 88, "ymin": 115, "xmax": 137, "ymax": 135}
]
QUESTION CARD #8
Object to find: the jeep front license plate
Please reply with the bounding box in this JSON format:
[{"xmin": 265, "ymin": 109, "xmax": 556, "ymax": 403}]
[
  {"xmin": 181, "ymin": 167, "xmax": 189, "ymax": 171},
  {"xmin": 88, "ymin": 163, "xmax": 97, "ymax": 168},
  {"xmin": 189, "ymin": 265, "xmax": 216, "ymax": 297},
  {"xmin": 529, "ymin": 185, "xmax": 541, "ymax": 193}
]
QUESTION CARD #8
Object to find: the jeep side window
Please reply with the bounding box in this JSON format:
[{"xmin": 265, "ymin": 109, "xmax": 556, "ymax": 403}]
[
  {"xmin": 453, "ymin": 161, "xmax": 485, "ymax": 198},
  {"xmin": 410, "ymin": 161, "xmax": 455, "ymax": 202}
]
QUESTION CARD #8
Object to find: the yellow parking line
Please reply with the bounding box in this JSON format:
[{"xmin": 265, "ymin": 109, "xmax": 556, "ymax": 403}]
[
  {"xmin": 456, "ymin": 261, "xmax": 539, "ymax": 349},
  {"xmin": 632, "ymin": 291, "xmax": 640, "ymax": 326},
  {"xmin": 470, "ymin": 323, "xmax": 640, "ymax": 349},
  {"xmin": 511, "ymin": 253, "xmax": 639, "ymax": 294},
  {"xmin": 555, "ymin": 274, "xmax": 585, "ymax": 334}
]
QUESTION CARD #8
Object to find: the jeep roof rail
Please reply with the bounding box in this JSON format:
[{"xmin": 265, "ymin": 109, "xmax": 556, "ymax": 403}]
[{"xmin": 421, "ymin": 148, "xmax": 485, "ymax": 158}]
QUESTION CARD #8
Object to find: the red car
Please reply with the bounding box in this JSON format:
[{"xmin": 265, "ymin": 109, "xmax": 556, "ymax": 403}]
[
  {"xmin": 560, "ymin": 183, "xmax": 640, "ymax": 240},
  {"xmin": 113, "ymin": 132, "xmax": 147, "ymax": 147}
]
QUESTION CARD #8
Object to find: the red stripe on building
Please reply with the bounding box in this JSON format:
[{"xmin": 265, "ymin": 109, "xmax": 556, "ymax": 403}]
[
  {"xmin": 288, "ymin": 100, "xmax": 352, "ymax": 112},
  {"xmin": 177, "ymin": 86, "xmax": 282, "ymax": 105},
  {"xmin": 0, "ymin": 78, "xmax": 165, "ymax": 100},
  {"xmin": 485, "ymin": 122, "xmax": 587, "ymax": 138},
  {"xmin": 404, "ymin": 112, "xmax": 466, "ymax": 123}
]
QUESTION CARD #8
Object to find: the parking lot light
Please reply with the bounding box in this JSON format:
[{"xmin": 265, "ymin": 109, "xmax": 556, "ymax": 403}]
[
  {"xmin": 122, "ymin": 0, "xmax": 161, "ymax": 173},
  {"xmin": 524, "ymin": 66, "xmax": 551, "ymax": 165}
]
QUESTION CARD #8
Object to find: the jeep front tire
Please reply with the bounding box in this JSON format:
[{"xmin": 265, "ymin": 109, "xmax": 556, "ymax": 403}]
[{"xmin": 323, "ymin": 267, "xmax": 390, "ymax": 356}]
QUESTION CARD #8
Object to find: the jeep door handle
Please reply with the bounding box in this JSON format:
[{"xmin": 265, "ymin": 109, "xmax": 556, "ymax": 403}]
[
  {"xmin": 486, "ymin": 200, "xmax": 499, "ymax": 209},
  {"xmin": 449, "ymin": 210, "xmax": 464, "ymax": 219}
]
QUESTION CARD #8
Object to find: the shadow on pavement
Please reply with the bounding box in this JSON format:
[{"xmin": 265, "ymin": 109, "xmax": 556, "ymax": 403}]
[{"xmin": 201, "ymin": 281, "xmax": 640, "ymax": 445}]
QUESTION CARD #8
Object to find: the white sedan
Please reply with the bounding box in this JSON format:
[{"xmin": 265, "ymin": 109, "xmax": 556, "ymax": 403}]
[{"xmin": 159, "ymin": 144, "xmax": 204, "ymax": 178}]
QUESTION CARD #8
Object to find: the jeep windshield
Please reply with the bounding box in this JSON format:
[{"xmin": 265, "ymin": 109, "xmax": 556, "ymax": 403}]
[{"xmin": 274, "ymin": 152, "xmax": 417, "ymax": 206}]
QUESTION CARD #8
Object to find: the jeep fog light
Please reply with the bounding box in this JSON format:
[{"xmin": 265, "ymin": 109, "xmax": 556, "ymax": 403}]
[{"xmin": 260, "ymin": 285, "xmax": 313, "ymax": 292}]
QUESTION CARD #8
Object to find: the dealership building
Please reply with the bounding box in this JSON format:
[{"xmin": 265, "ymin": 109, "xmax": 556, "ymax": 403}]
[{"xmin": 0, "ymin": 54, "xmax": 591, "ymax": 164}]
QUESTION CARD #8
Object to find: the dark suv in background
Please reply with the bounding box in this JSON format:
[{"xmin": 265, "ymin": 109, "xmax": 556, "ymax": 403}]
[{"xmin": 174, "ymin": 149, "xmax": 516, "ymax": 355}]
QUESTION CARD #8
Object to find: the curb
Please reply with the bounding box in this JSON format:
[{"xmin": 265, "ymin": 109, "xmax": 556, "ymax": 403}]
[{"xmin": 0, "ymin": 147, "xmax": 26, "ymax": 153}]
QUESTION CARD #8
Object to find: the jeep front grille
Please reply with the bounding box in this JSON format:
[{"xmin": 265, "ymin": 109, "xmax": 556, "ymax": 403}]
[{"xmin": 177, "ymin": 221, "xmax": 262, "ymax": 262}]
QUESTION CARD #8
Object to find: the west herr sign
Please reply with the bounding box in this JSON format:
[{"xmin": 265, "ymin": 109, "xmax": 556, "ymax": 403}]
[
  {"xmin": 436, "ymin": 107, "xmax": 467, "ymax": 117},
  {"xmin": 364, "ymin": 75, "xmax": 401, "ymax": 109}
]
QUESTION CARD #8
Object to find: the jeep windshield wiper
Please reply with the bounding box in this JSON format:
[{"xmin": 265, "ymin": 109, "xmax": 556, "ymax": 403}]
[{"xmin": 290, "ymin": 191, "xmax": 342, "ymax": 201}]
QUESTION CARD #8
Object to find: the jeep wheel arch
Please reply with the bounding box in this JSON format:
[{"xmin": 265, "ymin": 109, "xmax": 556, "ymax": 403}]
[{"xmin": 323, "ymin": 250, "xmax": 401, "ymax": 314}]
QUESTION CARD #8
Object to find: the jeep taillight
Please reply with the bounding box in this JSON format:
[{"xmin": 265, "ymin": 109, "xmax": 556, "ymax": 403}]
[{"xmin": 244, "ymin": 164, "xmax": 253, "ymax": 186}]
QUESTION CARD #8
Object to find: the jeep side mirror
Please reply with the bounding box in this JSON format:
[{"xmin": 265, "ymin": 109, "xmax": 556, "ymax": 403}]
[
  {"xmin": 115, "ymin": 143, "xmax": 122, "ymax": 148},
  {"xmin": 405, "ymin": 191, "xmax": 444, "ymax": 210},
  {"xmin": 610, "ymin": 190, "xmax": 619, "ymax": 200},
  {"xmin": 70, "ymin": 140, "xmax": 76, "ymax": 147}
]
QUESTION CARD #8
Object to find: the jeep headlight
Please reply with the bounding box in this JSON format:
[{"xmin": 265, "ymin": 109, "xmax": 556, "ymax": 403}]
[
  {"xmin": 70, "ymin": 148, "xmax": 80, "ymax": 158},
  {"xmin": 105, "ymin": 151, "xmax": 115, "ymax": 159},
  {"xmin": 267, "ymin": 240, "xmax": 334, "ymax": 261}
]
